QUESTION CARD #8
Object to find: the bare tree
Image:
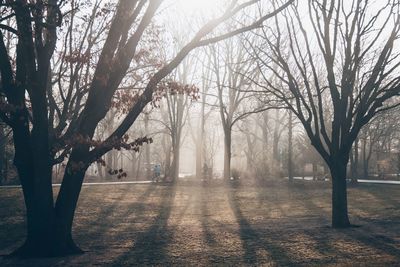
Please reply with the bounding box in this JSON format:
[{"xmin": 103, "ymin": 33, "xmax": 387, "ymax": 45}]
[
  {"xmin": 210, "ymin": 36, "xmax": 263, "ymax": 180},
  {"xmin": 0, "ymin": 0, "xmax": 292, "ymax": 256},
  {"xmin": 195, "ymin": 53, "xmax": 214, "ymax": 179},
  {"xmin": 251, "ymin": 0, "xmax": 400, "ymax": 227}
]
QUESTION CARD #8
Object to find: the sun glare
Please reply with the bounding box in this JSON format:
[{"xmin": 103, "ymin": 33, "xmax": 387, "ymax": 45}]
[{"xmin": 174, "ymin": 0, "xmax": 221, "ymax": 17}]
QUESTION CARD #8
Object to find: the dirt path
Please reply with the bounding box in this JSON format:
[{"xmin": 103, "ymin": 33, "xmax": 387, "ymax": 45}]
[{"xmin": 0, "ymin": 180, "xmax": 400, "ymax": 266}]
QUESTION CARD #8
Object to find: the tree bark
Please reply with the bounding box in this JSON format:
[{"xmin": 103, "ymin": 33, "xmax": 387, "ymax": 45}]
[
  {"xmin": 11, "ymin": 154, "xmax": 82, "ymax": 257},
  {"xmin": 11, "ymin": 118, "xmax": 58, "ymax": 257},
  {"xmin": 52, "ymin": 150, "xmax": 90, "ymax": 255},
  {"xmin": 223, "ymin": 128, "xmax": 232, "ymax": 180},
  {"xmin": 330, "ymin": 159, "xmax": 351, "ymax": 228}
]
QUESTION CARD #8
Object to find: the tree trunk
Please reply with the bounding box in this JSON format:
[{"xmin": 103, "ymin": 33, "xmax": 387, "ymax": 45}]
[
  {"xmin": 11, "ymin": 117, "xmax": 62, "ymax": 257},
  {"xmin": 353, "ymin": 139, "xmax": 359, "ymax": 182},
  {"xmin": 136, "ymin": 151, "xmax": 142, "ymax": 179},
  {"xmin": 262, "ymin": 111, "xmax": 269, "ymax": 175},
  {"xmin": 288, "ymin": 110, "xmax": 293, "ymax": 182},
  {"xmin": 97, "ymin": 160, "xmax": 104, "ymax": 179},
  {"xmin": 362, "ymin": 138, "xmax": 369, "ymax": 179},
  {"xmin": 170, "ymin": 142, "xmax": 180, "ymax": 182},
  {"xmin": 144, "ymin": 113, "xmax": 151, "ymax": 179},
  {"xmin": 312, "ymin": 163, "xmax": 317, "ymax": 180},
  {"xmin": 145, "ymin": 141, "xmax": 151, "ymax": 180},
  {"xmin": 52, "ymin": 149, "xmax": 90, "ymax": 255},
  {"xmin": 164, "ymin": 141, "xmax": 171, "ymax": 179},
  {"xmin": 196, "ymin": 102, "xmax": 205, "ymax": 179},
  {"xmin": 13, "ymin": 146, "xmax": 90, "ymax": 258},
  {"xmin": 272, "ymin": 110, "xmax": 280, "ymax": 163},
  {"xmin": 106, "ymin": 151, "xmax": 113, "ymax": 180},
  {"xmin": 223, "ymin": 128, "xmax": 232, "ymax": 180},
  {"xmin": 273, "ymin": 127, "xmax": 279, "ymax": 162},
  {"xmin": 131, "ymin": 153, "xmax": 137, "ymax": 179},
  {"xmin": 11, "ymin": 162, "xmax": 80, "ymax": 258},
  {"xmin": 329, "ymin": 159, "xmax": 351, "ymax": 228}
]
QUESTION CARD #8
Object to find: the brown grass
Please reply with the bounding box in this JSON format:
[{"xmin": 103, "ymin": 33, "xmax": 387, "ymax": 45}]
[{"xmin": 0, "ymin": 179, "xmax": 400, "ymax": 266}]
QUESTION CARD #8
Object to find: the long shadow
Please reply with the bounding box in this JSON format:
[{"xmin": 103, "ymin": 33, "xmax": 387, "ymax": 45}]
[
  {"xmin": 344, "ymin": 184, "xmax": 400, "ymax": 261},
  {"xmin": 47, "ymin": 184, "xmax": 159, "ymax": 267},
  {"xmin": 110, "ymin": 184, "xmax": 177, "ymax": 266},
  {"xmin": 76, "ymin": 184, "xmax": 157, "ymax": 249},
  {"xmin": 290, "ymin": 182, "xmax": 400, "ymax": 263},
  {"xmin": 0, "ymin": 184, "xmax": 159, "ymax": 266},
  {"xmin": 289, "ymin": 182, "xmax": 358, "ymax": 261},
  {"xmin": 200, "ymin": 185, "xmax": 217, "ymax": 247},
  {"xmin": 227, "ymin": 185, "xmax": 294, "ymax": 265},
  {"xmin": 359, "ymin": 184, "xmax": 400, "ymax": 209},
  {"xmin": 346, "ymin": 227, "xmax": 400, "ymax": 261}
]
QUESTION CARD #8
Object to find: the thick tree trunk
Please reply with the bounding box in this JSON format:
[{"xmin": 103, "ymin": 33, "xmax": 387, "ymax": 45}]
[
  {"xmin": 223, "ymin": 129, "xmax": 232, "ymax": 180},
  {"xmin": 11, "ymin": 157, "xmax": 82, "ymax": 258},
  {"xmin": 13, "ymin": 147, "xmax": 90, "ymax": 258},
  {"xmin": 329, "ymin": 160, "xmax": 351, "ymax": 228},
  {"xmin": 10, "ymin": 122, "xmax": 56, "ymax": 257},
  {"xmin": 52, "ymin": 150, "xmax": 90, "ymax": 255}
]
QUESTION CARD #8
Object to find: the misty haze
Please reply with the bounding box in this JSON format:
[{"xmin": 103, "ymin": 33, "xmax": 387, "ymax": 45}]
[{"xmin": 1, "ymin": 0, "xmax": 400, "ymax": 266}]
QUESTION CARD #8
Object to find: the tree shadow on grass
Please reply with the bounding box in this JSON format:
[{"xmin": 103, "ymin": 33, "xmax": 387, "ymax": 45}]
[
  {"xmin": 200, "ymin": 186, "xmax": 217, "ymax": 247},
  {"xmin": 290, "ymin": 182, "xmax": 400, "ymax": 263},
  {"xmin": 110, "ymin": 184, "xmax": 177, "ymax": 266},
  {"xmin": 342, "ymin": 184, "xmax": 400, "ymax": 261},
  {"xmin": 77, "ymin": 184, "xmax": 158, "ymax": 250},
  {"xmin": 359, "ymin": 184, "xmax": 400, "ymax": 210},
  {"xmin": 226, "ymin": 185, "xmax": 294, "ymax": 266},
  {"xmin": 198, "ymin": 185, "xmax": 230, "ymax": 265}
]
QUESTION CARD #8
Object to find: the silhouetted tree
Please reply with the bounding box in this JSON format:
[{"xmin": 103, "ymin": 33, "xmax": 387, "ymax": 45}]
[
  {"xmin": 251, "ymin": 0, "xmax": 400, "ymax": 227},
  {"xmin": 0, "ymin": 0, "xmax": 292, "ymax": 256}
]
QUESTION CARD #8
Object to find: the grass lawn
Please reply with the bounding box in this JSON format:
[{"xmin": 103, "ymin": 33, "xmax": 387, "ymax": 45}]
[{"xmin": 0, "ymin": 179, "xmax": 400, "ymax": 266}]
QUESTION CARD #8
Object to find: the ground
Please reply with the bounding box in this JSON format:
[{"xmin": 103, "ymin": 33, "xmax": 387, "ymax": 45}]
[{"xmin": 1, "ymin": 179, "xmax": 400, "ymax": 266}]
